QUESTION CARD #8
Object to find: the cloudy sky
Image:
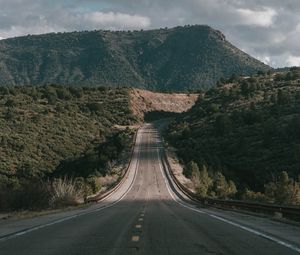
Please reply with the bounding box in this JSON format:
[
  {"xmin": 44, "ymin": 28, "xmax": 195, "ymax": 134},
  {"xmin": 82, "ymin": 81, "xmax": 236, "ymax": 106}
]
[{"xmin": 0, "ymin": 0, "xmax": 299, "ymax": 67}]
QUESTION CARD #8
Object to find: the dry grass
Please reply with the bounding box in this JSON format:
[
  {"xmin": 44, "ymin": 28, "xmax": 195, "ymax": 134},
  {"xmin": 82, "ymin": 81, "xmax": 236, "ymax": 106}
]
[{"xmin": 48, "ymin": 178, "xmax": 85, "ymax": 208}]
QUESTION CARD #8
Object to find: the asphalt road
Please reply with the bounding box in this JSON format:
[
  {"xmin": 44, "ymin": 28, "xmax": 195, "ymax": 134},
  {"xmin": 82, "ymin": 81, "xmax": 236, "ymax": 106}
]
[{"xmin": 0, "ymin": 123, "xmax": 299, "ymax": 255}]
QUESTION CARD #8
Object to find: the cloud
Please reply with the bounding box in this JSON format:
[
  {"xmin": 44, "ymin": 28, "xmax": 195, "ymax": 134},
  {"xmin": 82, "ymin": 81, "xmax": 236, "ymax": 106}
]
[
  {"xmin": 287, "ymin": 56, "xmax": 300, "ymax": 67},
  {"xmin": 235, "ymin": 8, "xmax": 277, "ymax": 27},
  {"xmin": 82, "ymin": 12, "xmax": 151, "ymax": 30},
  {"xmin": 256, "ymin": 55, "xmax": 271, "ymax": 65},
  {"xmin": 0, "ymin": 10, "xmax": 150, "ymax": 38},
  {"xmin": 0, "ymin": 0, "xmax": 299, "ymax": 67}
]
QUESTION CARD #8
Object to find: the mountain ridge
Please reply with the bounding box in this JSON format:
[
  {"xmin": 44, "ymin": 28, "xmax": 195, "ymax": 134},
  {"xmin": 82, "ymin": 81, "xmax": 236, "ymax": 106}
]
[{"xmin": 0, "ymin": 25, "xmax": 270, "ymax": 91}]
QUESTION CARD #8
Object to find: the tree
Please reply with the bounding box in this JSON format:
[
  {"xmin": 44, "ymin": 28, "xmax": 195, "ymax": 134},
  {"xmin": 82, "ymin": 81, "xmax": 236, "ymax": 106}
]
[
  {"xmin": 4, "ymin": 108, "xmax": 14, "ymax": 120},
  {"xmin": 219, "ymin": 77, "xmax": 226, "ymax": 84},
  {"xmin": 191, "ymin": 163, "xmax": 200, "ymax": 186},
  {"xmin": 275, "ymin": 73, "xmax": 285, "ymax": 81},
  {"xmin": 286, "ymin": 116, "xmax": 300, "ymax": 140},
  {"xmin": 227, "ymin": 180, "xmax": 237, "ymax": 197},
  {"xmin": 249, "ymin": 83, "xmax": 258, "ymax": 95},
  {"xmin": 242, "ymin": 188, "xmax": 266, "ymax": 202},
  {"xmin": 57, "ymin": 87, "xmax": 72, "ymax": 100},
  {"xmin": 265, "ymin": 171, "xmax": 300, "ymax": 205},
  {"xmin": 228, "ymin": 73, "xmax": 239, "ymax": 83},
  {"xmin": 277, "ymin": 89, "xmax": 290, "ymax": 105},
  {"xmin": 0, "ymin": 86, "xmax": 9, "ymax": 95},
  {"xmin": 215, "ymin": 114, "xmax": 232, "ymax": 136},
  {"xmin": 43, "ymin": 86, "xmax": 58, "ymax": 105},
  {"xmin": 86, "ymin": 102, "xmax": 103, "ymax": 113},
  {"xmin": 241, "ymin": 81, "xmax": 250, "ymax": 98},
  {"xmin": 263, "ymin": 117, "xmax": 276, "ymax": 147},
  {"xmin": 257, "ymin": 70, "xmax": 265, "ymax": 76},
  {"xmin": 212, "ymin": 172, "xmax": 228, "ymax": 199},
  {"xmin": 184, "ymin": 161, "xmax": 199, "ymax": 179},
  {"xmin": 195, "ymin": 165, "xmax": 213, "ymax": 197},
  {"xmin": 5, "ymin": 98, "xmax": 16, "ymax": 107},
  {"xmin": 210, "ymin": 172, "xmax": 237, "ymax": 199},
  {"xmin": 270, "ymin": 93, "xmax": 277, "ymax": 104},
  {"xmin": 207, "ymin": 103, "xmax": 219, "ymax": 113}
]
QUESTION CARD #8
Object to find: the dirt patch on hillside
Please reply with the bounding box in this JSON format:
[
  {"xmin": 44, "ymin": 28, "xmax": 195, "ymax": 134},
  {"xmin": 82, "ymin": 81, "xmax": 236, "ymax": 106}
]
[{"xmin": 129, "ymin": 88, "xmax": 198, "ymax": 120}]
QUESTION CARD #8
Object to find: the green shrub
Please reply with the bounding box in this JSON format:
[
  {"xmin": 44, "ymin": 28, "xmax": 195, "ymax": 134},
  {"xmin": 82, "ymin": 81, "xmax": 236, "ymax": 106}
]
[
  {"xmin": 264, "ymin": 171, "xmax": 300, "ymax": 205},
  {"xmin": 86, "ymin": 176, "xmax": 102, "ymax": 194},
  {"xmin": 56, "ymin": 87, "xmax": 72, "ymax": 100},
  {"xmin": 210, "ymin": 172, "xmax": 237, "ymax": 199},
  {"xmin": 194, "ymin": 165, "xmax": 213, "ymax": 197},
  {"xmin": 183, "ymin": 161, "xmax": 198, "ymax": 178},
  {"xmin": 242, "ymin": 189, "xmax": 267, "ymax": 203}
]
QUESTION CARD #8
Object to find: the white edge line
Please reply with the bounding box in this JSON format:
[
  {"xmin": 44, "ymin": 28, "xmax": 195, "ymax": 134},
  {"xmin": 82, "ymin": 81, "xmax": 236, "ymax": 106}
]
[
  {"xmin": 0, "ymin": 129, "xmax": 142, "ymax": 242},
  {"xmin": 157, "ymin": 147, "xmax": 300, "ymax": 253}
]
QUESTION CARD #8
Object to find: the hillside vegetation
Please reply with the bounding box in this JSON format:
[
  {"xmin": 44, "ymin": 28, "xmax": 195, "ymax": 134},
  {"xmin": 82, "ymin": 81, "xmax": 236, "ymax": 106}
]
[
  {"xmin": 0, "ymin": 25, "xmax": 269, "ymax": 91},
  {"xmin": 0, "ymin": 86, "xmax": 198, "ymax": 211},
  {"xmin": 166, "ymin": 68, "xmax": 300, "ymax": 205},
  {"xmin": 0, "ymin": 86, "xmax": 137, "ymax": 210}
]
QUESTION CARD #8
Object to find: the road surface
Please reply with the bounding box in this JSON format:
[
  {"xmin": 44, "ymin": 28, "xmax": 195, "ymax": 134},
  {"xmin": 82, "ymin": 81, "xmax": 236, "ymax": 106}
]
[{"xmin": 0, "ymin": 123, "xmax": 299, "ymax": 254}]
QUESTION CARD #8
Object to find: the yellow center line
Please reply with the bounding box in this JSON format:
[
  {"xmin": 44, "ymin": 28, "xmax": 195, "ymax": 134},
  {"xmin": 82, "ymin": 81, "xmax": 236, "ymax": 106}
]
[
  {"xmin": 135, "ymin": 224, "xmax": 142, "ymax": 229},
  {"xmin": 138, "ymin": 218, "xmax": 143, "ymax": 221}
]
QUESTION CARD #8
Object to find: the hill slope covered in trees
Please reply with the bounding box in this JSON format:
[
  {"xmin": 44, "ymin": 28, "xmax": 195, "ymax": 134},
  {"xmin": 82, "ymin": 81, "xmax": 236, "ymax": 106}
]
[
  {"xmin": 0, "ymin": 86, "xmax": 198, "ymax": 211},
  {"xmin": 165, "ymin": 68, "xmax": 300, "ymax": 204},
  {"xmin": 0, "ymin": 25, "xmax": 269, "ymax": 91},
  {"xmin": 0, "ymin": 86, "xmax": 138, "ymax": 210}
]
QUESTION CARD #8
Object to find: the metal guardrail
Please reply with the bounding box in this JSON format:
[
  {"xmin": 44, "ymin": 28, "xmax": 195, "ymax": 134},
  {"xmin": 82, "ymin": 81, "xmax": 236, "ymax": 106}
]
[
  {"xmin": 162, "ymin": 150, "xmax": 300, "ymax": 221},
  {"xmin": 85, "ymin": 129, "xmax": 139, "ymax": 203}
]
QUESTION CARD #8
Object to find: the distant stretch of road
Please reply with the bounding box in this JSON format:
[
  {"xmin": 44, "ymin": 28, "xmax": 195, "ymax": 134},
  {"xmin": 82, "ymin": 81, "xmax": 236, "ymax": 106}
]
[{"xmin": 0, "ymin": 123, "xmax": 299, "ymax": 254}]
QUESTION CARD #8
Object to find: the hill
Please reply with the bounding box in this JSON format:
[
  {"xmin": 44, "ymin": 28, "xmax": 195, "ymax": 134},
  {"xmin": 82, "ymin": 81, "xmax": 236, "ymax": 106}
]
[
  {"xmin": 0, "ymin": 25, "xmax": 270, "ymax": 91},
  {"xmin": 0, "ymin": 86, "xmax": 197, "ymax": 211},
  {"xmin": 0, "ymin": 86, "xmax": 138, "ymax": 209},
  {"xmin": 165, "ymin": 68, "xmax": 300, "ymax": 204}
]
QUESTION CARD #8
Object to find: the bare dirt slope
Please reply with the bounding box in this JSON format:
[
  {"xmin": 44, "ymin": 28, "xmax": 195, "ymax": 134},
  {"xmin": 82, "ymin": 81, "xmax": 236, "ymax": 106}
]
[{"xmin": 129, "ymin": 88, "xmax": 198, "ymax": 120}]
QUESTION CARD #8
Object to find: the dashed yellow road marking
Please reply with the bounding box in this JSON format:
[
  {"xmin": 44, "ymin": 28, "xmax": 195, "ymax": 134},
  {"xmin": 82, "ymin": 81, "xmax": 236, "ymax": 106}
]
[
  {"xmin": 132, "ymin": 236, "xmax": 140, "ymax": 242},
  {"xmin": 135, "ymin": 224, "xmax": 142, "ymax": 229},
  {"xmin": 138, "ymin": 218, "xmax": 143, "ymax": 221}
]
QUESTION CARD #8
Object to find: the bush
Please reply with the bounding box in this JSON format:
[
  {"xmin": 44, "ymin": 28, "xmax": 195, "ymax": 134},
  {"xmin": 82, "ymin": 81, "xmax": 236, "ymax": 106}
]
[
  {"xmin": 5, "ymin": 98, "xmax": 16, "ymax": 107},
  {"xmin": 86, "ymin": 102, "xmax": 103, "ymax": 113},
  {"xmin": 277, "ymin": 89, "xmax": 290, "ymax": 105},
  {"xmin": 184, "ymin": 161, "xmax": 198, "ymax": 178},
  {"xmin": 207, "ymin": 103, "xmax": 219, "ymax": 113},
  {"xmin": 194, "ymin": 165, "xmax": 212, "ymax": 197},
  {"xmin": 86, "ymin": 176, "xmax": 102, "ymax": 194},
  {"xmin": 0, "ymin": 177, "xmax": 87, "ymax": 211},
  {"xmin": 0, "ymin": 86, "xmax": 9, "ymax": 95},
  {"xmin": 286, "ymin": 117, "xmax": 300, "ymax": 140},
  {"xmin": 242, "ymin": 189, "xmax": 267, "ymax": 203},
  {"xmin": 0, "ymin": 181, "xmax": 50, "ymax": 211},
  {"xmin": 185, "ymin": 162, "xmax": 237, "ymax": 199},
  {"xmin": 264, "ymin": 171, "xmax": 300, "ymax": 205},
  {"xmin": 56, "ymin": 87, "xmax": 72, "ymax": 100},
  {"xmin": 48, "ymin": 178, "xmax": 84, "ymax": 208},
  {"xmin": 43, "ymin": 86, "xmax": 58, "ymax": 104},
  {"xmin": 211, "ymin": 172, "xmax": 236, "ymax": 199},
  {"xmin": 215, "ymin": 114, "xmax": 232, "ymax": 136},
  {"xmin": 69, "ymin": 87, "xmax": 83, "ymax": 98}
]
